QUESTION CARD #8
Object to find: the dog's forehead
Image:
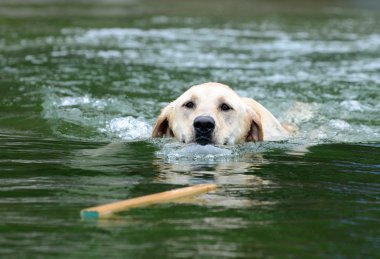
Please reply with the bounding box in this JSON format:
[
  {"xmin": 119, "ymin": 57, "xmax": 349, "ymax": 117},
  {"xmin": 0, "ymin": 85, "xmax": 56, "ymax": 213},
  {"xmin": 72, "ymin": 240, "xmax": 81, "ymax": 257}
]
[{"xmin": 178, "ymin": 83, "xmax": 240, "ymax": 102}]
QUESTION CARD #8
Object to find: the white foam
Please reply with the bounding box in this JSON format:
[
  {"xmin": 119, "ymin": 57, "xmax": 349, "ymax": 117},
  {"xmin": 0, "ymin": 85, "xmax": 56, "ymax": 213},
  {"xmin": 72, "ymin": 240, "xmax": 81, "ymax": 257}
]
[
  {"xmin": 329, "ymin": 119, "xmax": 351, "ymax": 130},
  {"xmin": 340, "ymin": 100, "xmax": 365, "ymax": 112},
  {"xmin": 60, "ymin": 95, "xmax": 91, "ymax": 106},
  {"xmin": 55, "ymin": 27, "xmax": 380, "ymax": 72},
  {"xmin": 42, "ymin": 90, "xmax": 143, "ymax": 141},
  {"xmin": 157, "ymin": 143, "xmax": 234, "ymax": 161},
  {"xmin": 175, "ymin": 144, "xmax": 233, "ymax": 156},
  {"xmin": 36, "ymin": 23, "xmax": 380, "ymax": 145},
  {"xmin": 47, "ymin": 94, "xmax": 124, "ymax": 112},
  {"xmin": 99, "ymin": 117, "xmax": 152, "ymax": 140}
]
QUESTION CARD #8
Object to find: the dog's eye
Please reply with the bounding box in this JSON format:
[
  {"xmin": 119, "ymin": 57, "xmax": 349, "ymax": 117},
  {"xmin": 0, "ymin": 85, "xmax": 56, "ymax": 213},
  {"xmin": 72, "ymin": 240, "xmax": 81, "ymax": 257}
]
[
  {"xmin": 220, "ymin": 103, "xmax": 232, "ymax": 111},
  {"xmin": 184, "ymin": 101, "xmax": 195, "ymax": 109}
]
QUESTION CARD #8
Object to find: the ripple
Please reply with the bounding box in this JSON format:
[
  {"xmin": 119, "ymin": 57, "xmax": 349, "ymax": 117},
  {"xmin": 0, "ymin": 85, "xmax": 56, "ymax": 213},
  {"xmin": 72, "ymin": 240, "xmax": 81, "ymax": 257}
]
[{"xmin": 30, "ymin": 22, "xmax": 380, "ymax": 144}]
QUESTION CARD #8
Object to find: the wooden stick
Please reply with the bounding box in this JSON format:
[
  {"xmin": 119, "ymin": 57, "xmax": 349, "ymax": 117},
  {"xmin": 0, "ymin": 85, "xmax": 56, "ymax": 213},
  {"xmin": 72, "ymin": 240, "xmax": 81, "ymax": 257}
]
[{"xmin": 81, "ymin": 183, "xmax": 217, "ymax": 219}]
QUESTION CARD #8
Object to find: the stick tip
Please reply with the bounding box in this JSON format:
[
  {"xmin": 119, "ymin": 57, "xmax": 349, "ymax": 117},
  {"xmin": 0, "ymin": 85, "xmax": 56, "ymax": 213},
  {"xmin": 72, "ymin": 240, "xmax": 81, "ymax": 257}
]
[{"xmin": 81, "ymin": 210, "xmax": 100, "ymax": 220}]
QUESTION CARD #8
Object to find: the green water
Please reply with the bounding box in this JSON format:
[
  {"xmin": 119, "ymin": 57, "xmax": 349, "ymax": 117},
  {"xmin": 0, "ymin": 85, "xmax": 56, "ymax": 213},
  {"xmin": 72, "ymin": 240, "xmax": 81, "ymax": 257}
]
[{"xmin": 1, "ymin": 0, "xmax": 380, "ymax": 258}]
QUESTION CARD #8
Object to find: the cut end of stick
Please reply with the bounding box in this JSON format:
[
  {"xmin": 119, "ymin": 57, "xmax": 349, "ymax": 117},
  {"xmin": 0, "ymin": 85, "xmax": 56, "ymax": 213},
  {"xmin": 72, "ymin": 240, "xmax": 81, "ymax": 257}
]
[{"xmin": 81, "ymin": 211, "xmax": 99, "ymax": 220}]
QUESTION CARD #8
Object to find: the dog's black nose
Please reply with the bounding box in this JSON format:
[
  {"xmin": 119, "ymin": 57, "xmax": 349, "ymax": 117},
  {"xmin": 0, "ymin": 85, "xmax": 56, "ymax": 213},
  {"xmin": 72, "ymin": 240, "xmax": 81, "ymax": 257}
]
[{"xmin": 193, "ymin": 116, "xmax": 215, "ymax": 135}]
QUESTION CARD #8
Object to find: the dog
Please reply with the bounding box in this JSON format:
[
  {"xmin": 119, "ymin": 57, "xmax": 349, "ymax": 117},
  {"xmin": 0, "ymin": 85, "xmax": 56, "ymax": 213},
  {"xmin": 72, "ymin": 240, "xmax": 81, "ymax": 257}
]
[{"xmin": 152, "ymin": 82, "xmax": 291, "ymax": 145}]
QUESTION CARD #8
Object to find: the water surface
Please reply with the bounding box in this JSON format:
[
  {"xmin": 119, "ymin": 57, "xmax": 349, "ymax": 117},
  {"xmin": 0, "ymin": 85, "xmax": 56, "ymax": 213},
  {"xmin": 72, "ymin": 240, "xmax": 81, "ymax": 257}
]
[{"xmin": 1, "ymin": 0, "xmax": 380, "ymax": 258}]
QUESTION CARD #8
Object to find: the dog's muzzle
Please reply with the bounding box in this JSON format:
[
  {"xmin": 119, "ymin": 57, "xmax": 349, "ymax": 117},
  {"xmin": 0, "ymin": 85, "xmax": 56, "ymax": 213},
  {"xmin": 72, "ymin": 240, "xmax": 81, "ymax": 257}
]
[{"xmin": 193, "ymin": 116, "xmax": 215, "ymax": 145}]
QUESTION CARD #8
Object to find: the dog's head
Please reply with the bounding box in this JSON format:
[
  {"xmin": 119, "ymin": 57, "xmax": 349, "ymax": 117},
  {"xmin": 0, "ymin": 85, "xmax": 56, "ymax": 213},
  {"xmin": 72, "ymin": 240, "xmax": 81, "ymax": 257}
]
[{"xmin": 152, "ymin": 82, "xmax": 264, "ymax": 145}]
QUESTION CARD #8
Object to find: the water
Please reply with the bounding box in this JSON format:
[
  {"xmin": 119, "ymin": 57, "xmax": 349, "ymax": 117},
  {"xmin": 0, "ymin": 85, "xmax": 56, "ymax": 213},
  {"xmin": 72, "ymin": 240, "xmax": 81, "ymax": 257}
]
[{"xmin": 1, "ymin": 0, "xmax": 380, "ymax": 258}]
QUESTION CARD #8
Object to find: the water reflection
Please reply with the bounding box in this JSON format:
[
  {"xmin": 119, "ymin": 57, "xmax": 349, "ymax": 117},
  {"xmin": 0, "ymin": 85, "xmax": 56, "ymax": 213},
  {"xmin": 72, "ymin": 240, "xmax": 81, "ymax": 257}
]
[
  {"xmin": 70, "ymin": 141, "xmax": 277, "ymax": 214},
  {"xmin": 154, "ymin": 144, "xmax": 276, "ymax": 209},
  {"xmin": 154, "ymin": 153, "xmax": 269, "ymax": 185}
]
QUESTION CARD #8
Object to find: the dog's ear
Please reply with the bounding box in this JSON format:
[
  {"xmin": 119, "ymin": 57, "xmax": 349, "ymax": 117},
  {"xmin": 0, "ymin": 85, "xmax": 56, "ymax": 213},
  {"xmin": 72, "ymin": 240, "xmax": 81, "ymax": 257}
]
[
  {"xmin": 247, "ymin": 117, "xmax": 264, "ymax": 142},
  {"xmin": 242, "ymin": 98, "xmax": 264, "ymax": 142},
  {"xmin": 152, "ymin": 103, "xmax": 174, "ymax": 138}
]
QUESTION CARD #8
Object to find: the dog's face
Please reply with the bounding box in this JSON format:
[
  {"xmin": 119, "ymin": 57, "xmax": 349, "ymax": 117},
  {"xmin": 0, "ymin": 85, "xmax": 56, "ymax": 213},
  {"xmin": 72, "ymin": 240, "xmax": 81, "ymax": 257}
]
[{"xmin": 152, "ymin": 82, "xmax": 263, "ymax": 145}]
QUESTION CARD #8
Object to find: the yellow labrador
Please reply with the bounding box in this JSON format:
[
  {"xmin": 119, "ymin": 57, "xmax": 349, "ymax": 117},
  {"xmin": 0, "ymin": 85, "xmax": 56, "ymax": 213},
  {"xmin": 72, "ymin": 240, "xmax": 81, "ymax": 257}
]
[{"xmin": 152, "ymin": 82, "xmax": 290, "ymax": 145}]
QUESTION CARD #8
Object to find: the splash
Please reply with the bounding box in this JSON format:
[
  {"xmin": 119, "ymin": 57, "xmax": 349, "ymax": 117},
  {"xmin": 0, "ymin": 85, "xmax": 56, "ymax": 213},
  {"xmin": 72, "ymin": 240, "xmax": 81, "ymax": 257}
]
[
  {"xmin": 99, "ymin": 117, "xmax": 151, "ymax": 140},
  {"xmin": 155, "ymin": 142, "xmax": 236, "ymax": 161},
  {"xmin": 42, "ymin": 89, "xmax": 151, "ymax": 141},
  {"xmin": 168, "ymin": 143, "xmax": 233, "ymax": 159},
  {"xmin": 35, "ymin": 21, "xmax": 380, "ymax": 144}
]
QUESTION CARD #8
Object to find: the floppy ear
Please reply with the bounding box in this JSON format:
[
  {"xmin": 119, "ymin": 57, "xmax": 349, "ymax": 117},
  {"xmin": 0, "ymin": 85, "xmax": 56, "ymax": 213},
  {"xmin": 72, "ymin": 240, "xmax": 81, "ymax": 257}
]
[
  {"xmin": 242, "ymin": 98, "xmax": 264, "ymax": 142},
  {"xmin": 246, "ymin": 116, "xmax": 264, "ymax": 142},
  {"xmin": 152, "ymin": 103, "xmax": 174, "ymax": 138}
]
